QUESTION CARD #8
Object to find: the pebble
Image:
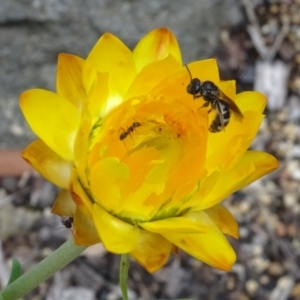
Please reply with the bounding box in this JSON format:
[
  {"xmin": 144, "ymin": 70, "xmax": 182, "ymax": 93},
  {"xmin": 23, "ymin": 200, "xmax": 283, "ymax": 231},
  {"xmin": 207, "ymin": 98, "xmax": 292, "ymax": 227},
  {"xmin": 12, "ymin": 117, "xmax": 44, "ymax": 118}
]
[
  {"xmin": 268, "ymin": 262, "xmax": 285, "ymax": 277},
  {"xmin": 61, "ymin": 287, "xmax": 94, "ymax": 300},
  {"xmin": 260, "ymin": 275, "xmax": 270, "ymax": 285},
  {"xmin": 246, "ymin": 279, "xmax": 259, "ymax": 295},
  {"xmin": 269, "ymin": 276, "xmax": 294, "ymax": 300},
  {"xmin": 254, "ymin": 259, "xmax": 270, "ymax": 274},
  {"xmin": 291, "ymin": 282, "xmax": 300, "ymax": 297},
  {"xmin": 283, "ymin": 193, "xmax": 297, "ymax": 208}
]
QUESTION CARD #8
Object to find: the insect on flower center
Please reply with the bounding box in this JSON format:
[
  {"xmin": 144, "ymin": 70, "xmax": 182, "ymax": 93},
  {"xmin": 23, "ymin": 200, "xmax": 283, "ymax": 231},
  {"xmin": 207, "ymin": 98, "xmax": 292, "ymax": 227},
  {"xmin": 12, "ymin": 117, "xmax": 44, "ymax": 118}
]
[{"xmin": 117, "ymin": 113, "xmax": 187, "ymax": 154}]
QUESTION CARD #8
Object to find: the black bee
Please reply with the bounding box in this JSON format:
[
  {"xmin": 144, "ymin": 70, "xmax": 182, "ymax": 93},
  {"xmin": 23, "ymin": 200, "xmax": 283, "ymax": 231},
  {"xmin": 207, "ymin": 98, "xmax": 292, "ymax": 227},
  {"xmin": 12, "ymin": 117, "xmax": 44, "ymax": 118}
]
[
  {"xmin": 61, "ymin": 217, "xmax": 74, "ymax": 229},
  {"xmin": 186, "ymin": 65, "xmax": 243, "ymax": 132},
  {"xmin": 119, "ymin": 121, "xmax": 141, "ymax": 140}
]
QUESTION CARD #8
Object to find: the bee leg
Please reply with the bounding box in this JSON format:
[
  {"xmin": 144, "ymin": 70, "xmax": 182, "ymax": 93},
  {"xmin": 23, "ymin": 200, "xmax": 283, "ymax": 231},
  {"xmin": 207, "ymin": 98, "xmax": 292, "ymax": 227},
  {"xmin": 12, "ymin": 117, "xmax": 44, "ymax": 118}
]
[
  {"xmin": 193, "ymin": 95, "xmax": 202, "ymax": 99},
  {"xmin": 201, "ymin": 102, "xmax": 210, "ymax": 108},
  {"xmin": 197, "ymin": 102, "xmax": 211, "ymax": 112}
]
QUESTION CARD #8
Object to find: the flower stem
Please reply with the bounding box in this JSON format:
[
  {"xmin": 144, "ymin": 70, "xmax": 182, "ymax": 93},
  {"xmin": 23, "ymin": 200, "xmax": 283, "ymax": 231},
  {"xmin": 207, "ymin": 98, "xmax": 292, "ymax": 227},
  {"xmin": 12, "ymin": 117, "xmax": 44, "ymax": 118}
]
[
  {"xmin": 0, "ymin": 238, "xmax": 86, "ymax": 300},
  {"xmin": 119, "ymin": 254, "xmax": 130, "ymax": 300}
]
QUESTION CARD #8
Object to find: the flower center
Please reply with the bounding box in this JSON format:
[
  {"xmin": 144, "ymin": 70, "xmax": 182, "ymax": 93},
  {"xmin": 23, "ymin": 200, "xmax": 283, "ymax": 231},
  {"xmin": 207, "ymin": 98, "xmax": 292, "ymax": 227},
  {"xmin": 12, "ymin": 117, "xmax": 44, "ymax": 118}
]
[{"xmin": 85, "ymin": 94, "xmax": 208, "ymax": 222}]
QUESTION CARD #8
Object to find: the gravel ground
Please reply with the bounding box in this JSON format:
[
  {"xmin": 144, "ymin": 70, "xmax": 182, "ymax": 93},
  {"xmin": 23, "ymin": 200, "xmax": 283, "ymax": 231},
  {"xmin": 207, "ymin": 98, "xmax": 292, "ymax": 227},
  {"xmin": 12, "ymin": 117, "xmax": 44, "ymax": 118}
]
[{"xmin": 1, "ymin": 1, "xmax": 300, "ymax": 299}]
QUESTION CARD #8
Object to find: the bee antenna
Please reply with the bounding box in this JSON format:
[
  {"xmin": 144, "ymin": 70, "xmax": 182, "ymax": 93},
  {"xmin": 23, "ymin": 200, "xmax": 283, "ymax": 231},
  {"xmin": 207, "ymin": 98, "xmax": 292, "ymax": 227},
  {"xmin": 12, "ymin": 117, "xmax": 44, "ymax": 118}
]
[{"xmin": 185, "ymin": 64, "xmax": 193, "ymax": 80}]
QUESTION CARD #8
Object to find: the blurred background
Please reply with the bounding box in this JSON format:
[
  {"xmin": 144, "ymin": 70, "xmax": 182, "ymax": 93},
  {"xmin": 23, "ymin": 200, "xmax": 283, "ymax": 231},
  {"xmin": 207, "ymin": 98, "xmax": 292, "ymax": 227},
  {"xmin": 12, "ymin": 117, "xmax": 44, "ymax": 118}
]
[{"xmin": 0, "ymin": 0, "xmax": 300, "ymax": 299}]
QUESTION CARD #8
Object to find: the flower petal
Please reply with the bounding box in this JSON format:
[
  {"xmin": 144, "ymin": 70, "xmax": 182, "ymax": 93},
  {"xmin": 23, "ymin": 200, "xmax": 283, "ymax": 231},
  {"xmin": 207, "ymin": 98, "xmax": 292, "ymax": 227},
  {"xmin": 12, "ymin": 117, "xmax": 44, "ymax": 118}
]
[
  {"xmin": 56, "ymin": 53, "xmax": 86, "ymax": 108},
  {"xmin": 20, "ymin": 89, "xmax": 80, "ymax": 161},
  {"xmin": 73, "ymin": 207, "xmax": 100, "ymax": 246},
  {"xmin": 133, "ymin": 28, "xmax": 182, "ymax": 72},
  {"xmin": 236, "ymin": 91, "xmax": 266, "ymax": 113},
  {"xmin": 125, "ymin": 55, "xmax": 181, "ymax": 99},
  {"xmin": 186, "ymin": 59, "xmax": 220, "ymax": 83},
  {"xmin": 206, "ymin": 91, "xmax": 266, "ymax": 173},
  {"xmin": 150, "ymin": 59, "xmax": 220, "ymax": 102},
  {"xmin": 51, "ymin": 189, "xmax": 76, "ymax": 216},
  {"xmin": 86, "ymin": 33, "xmax": 136, "ymax": 105},
  {"xmin": 130, "ymin": 230, "xmax": 172, "ymax": 273},
  {"xmin": 194, "ymin": 151, "xmax": 279, "ymax": 210},
  {"xmin": 22, "ymin": 139, "xmax": 72, "ymax": 189},
  {"xmin": 73, "ymin": 117, "xmax": 92, "ymax": 191},
  {"xmin": 164, "ymin": 228, "xmax": 236, "ymax": 271},
  {"xmin": 93, "ymin": 204, "xmax": 139, "ymax": 253},
  {"xmin": 70, "ymin": 169, "xmax": 93, "ymax": 219},
  {"xmin": 90, "ymin": 157, "xmax": 129, "ymax": 213},
  {"xmin": 205, "ymin": 205, "xmax": 239, "ymax": 239},
  {"xmin": 83, "ymin": 72, "xmax": 110, "ymax": 120},
  {"xmin": 140, "ymin": 216, "xmax": 211, "ymax": 234}
]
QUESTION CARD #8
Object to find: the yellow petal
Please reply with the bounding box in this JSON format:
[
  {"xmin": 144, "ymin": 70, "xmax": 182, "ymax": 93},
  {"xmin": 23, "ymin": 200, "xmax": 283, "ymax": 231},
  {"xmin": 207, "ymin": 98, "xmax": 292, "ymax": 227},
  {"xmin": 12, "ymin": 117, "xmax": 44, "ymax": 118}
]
[
  {"xmin": 140, "ymin": 217, "xmax": 211, "ymax": 234},
  {"xmin": 73, "ymin": 117, "xmax": 92, "ymax": 191},
  {"xmin": 90, "ymin": 157, "xmax": 129, "ymax": 213},
  {"xmin": 195, "ymin": 151, "xmax": 278, "ymax": 210},
  {"xmin": 22, "ymin": 139, "xmax": 72, "ymax": 189},
  {"xmin": 86, "ymin": 33, "xmax": 136, "ymax": 104},
  {"xmin": 125, "ymin": 55, "xmax": 181, "ymax": 99},
  {"xmin": 150, "ymin": 59, "xmax": 219, "ymax": 102},
  {"xmin": 206, "ymin": 91, "xmax": 267, "ymax": 173},
  {"xmin": 218, "ymin": 80, "xmax": 236, "ymax": 102},
  {"xmin": 130, "ymin": 230, "xmax": 172, "ymax": 273},
  {"xmin": 70, "ymin": 169, "xmax": 93, "ymax": 219},
  {"xmin": 133, "ymin": 28, "xmax": 182, "ymax": 72},
  {"xmin": 83, "ymin": 72, "xmax": 110, "ymax": 120},
  {"xmin": 81, "ymin": 59, "xmax": 99, "ymax": 94},
  {"xmin": 20, "ymin": 89, "xmax": 80, "ymax": 161},
  {"xmin": 205, "ymin": 205, "xmax": 239, "ymax": 239},
  {"xmin": 236, "ymin": 91, "xmax": 266, "ymax": 113},
  {"xmin": 93, "ymin": 204, "xmax": 139, "ymax": 253},
  {"xmin": 186, "ymin": 59, "xmax": 220, "ymax": 83},
  {"xmin": 73, "ymin": 207, "xmax": 100, "ymax": 246},
  {"xmin": 164, "ymin": 228, "xmax": 236, "ymax": 271},
  {"xmin": 51, "ymin": 189, "xmax": 76, "ymax": 216},
  {"xmin": 206, "ymin": 113, "xmax": 262, "ymax": 173},
  {"xmin": 56, "ymin": 53, "xmax": 86, "ymax": 108}
]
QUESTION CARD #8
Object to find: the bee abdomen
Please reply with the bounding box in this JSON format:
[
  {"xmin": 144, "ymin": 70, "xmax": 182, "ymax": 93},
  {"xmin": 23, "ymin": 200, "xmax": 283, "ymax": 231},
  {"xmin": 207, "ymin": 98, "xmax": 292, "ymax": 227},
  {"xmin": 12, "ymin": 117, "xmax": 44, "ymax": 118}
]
[{"xmin": 209, "ymin": 102, "xmax": 230, "ymax": 132}]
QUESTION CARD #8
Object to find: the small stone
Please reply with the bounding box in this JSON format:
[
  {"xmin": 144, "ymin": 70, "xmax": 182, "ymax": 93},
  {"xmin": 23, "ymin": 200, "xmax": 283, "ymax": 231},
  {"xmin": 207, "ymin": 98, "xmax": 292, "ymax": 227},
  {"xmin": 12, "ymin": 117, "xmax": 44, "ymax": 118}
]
[
  {"xmin": 287, "ymin": 160, "xmax": 300, "ymax": 181},
  {"xmin": 268, "ymin": 262, "xmax": 284, "ymax": 276},
  {"xmin": 61, "ymin": 287, "xmax": 94, "ymax": 300},
  {"xmin": 283, "ymin": 193, "xmax": 297, "ymax": 208},
  {"xmin": 287, "ymin": 223, "xmax": 298, "ymax": 238},
  {"xmin": 82, "ymin": 244, "xmax": 107, "ymax": 258},
  {"xmin": 240, "ymin": 201, "xmax": 251, "ymax": 214},
  {"xmin": 292, "ymin": 282, "xmax": 300, "ymax": 297},
  {"xmin": 275, "ymin": 221, "xmax": 287, "ymax": 237},
  {"xmin": 260, "ymin": 275, "xmax": 270, "ymax": 285},
  {"xmin": 253, "ymin": 257, "xmax": 270, "ymax": 273},
  {"xmin": 246, "ymin": 279, "xmax": 259, "ymax": 295},
  {"xmin": 270, "ymin": 276, "xmax": 294, "ymax": 300},
  {"xmin": 226, "ymin": 275, "xmax": 236, "ymax": 290}
]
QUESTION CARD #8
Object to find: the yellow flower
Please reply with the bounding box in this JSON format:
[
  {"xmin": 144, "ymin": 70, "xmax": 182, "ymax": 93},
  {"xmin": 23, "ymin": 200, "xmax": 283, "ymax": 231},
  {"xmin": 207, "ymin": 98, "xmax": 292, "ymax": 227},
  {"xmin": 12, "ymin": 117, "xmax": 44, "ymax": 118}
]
[{"xmin": 20, "ymin": 28, "xmax": 278, "ymax": 273}]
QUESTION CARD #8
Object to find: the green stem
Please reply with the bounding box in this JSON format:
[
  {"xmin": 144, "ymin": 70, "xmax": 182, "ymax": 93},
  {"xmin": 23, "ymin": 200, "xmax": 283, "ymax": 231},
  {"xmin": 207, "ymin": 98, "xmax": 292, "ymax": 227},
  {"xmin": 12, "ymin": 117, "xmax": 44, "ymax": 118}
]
[
  {"xmin": 119, "ymin": 254, "xmax": 130, "ymax": 300},
  {"xmin": 0, "ymin": 238, "xmax": 86, "ymax": 300}
]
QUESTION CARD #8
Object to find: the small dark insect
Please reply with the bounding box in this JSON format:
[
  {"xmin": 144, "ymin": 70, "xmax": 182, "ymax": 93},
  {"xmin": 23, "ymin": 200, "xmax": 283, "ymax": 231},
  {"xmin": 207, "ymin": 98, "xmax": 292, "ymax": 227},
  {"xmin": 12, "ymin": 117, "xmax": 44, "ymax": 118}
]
[
  {"xmin": 119, "ymin": 121, "xmax": 141, "ymax": 140},
  {"xmin": 185, "ymin": 64, "xmax": 243, "ymax": 132},
  {"xmin": 61, "ymin": 216, "xmax": 74, "ymax": 229}
]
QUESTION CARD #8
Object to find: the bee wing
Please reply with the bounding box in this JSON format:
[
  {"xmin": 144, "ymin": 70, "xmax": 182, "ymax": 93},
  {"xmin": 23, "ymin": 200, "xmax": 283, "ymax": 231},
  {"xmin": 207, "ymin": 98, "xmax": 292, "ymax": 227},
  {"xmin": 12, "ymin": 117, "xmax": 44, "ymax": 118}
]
[
  {"xmin": 214, "ymin": 99, "xmax": 225, "ymax": 128},
  {"xmin": 218, "ymin": 89, "xmax": 244, "ymax": 121}
]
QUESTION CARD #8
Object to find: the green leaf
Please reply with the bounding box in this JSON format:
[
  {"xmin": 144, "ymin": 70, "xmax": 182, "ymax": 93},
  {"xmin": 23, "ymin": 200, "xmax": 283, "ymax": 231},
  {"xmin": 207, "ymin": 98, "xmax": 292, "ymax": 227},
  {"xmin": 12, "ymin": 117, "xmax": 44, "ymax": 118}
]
[{"xmin": 7, "ymin": 259, "xmax": 22, "ymax": 285}]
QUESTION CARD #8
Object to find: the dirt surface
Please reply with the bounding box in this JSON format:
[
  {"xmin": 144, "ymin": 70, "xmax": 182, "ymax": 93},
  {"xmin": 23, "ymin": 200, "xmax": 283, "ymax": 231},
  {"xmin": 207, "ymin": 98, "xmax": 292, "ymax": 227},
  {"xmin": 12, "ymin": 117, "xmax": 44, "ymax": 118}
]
[{"xmin": 1, "ymin": 1, "xmax": 300, "ymax": 299}]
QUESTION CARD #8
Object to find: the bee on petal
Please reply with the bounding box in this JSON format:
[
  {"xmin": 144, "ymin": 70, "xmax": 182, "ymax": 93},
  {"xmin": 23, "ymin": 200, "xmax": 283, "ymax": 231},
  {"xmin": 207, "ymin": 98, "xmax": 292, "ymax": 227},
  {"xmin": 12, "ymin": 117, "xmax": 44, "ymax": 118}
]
[{"xmin": 186, "ymin": 65, "xmax": 243, "ymax": 132}]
